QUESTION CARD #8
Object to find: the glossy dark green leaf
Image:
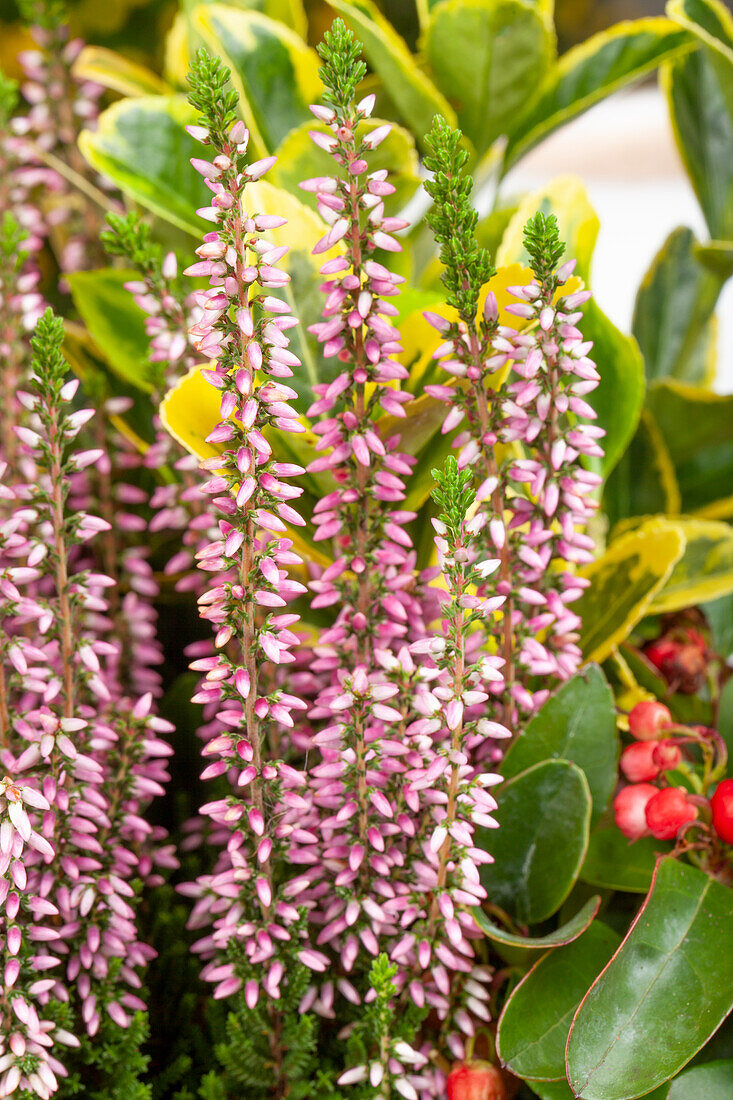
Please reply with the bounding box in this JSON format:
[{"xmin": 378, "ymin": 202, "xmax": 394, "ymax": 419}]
[
  {"xmin": 645, "ymin": 379, "xmax": 733, "ymax": 514},
  {"xmin": 632, "ymin": 226, "xmax": 722, "ymax": 384},
  {"xmin": 424, "ymin": 0, "xmax": 555, "ymax": 155},
  {"xmin": 580, "ymin": 826, "xmax": 672, "ymax": 893},
  {"xmin": 497, "ymin": 922, "xmax": 620, "ymax": 1082},
  {"xmin": 67, "ymin": 269, "xmax": 153, "ymax": 392},
  {"xmin": 80, "ymin": 96, "xmax": 208, "ymax": 236},
  {"xmin": 501, "ymin": 665, "xmax": 618, "ymax": 824},
  {"xmin": 664, "ymin": 47, "xmax": 733, "ymax": 240},
  {"xmin": 479, "ymin": 760, "xmax": 592, "ymax": 925},
  {"xmin": 567, "ymin": 857, "xmax": 733, "ymax": 1099},
  {"xmin": 476, "ymin": 894, "xmax": 601, "ymax": 951},
  {"xmin": 503, "ymin": 18, "xmax": 691, "ymax": 172}
]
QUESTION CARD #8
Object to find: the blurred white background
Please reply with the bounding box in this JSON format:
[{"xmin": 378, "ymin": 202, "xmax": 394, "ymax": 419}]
[{"xmin": 503, "ymin": 83, "xmax": 733, "ymax": 392}]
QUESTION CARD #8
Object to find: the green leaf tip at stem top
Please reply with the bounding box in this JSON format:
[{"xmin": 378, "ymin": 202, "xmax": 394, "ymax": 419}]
[
  {"xmin": 423, "ymin": 115, "xmax": 495, "ymax": 323},
  {"xmin": 523, "ymin": 210, "xmax": 566, "ymax": 287},
  {"xmin": 187, "ymin": 48, "xmax": 239, "ymax": 144},
  {"xmin": 30, "ymin": 307, "xmax": 67, "ymax": 389},
  {"xmin": 431, "ymin": 455, "xmax": 476, "ymax": 536},
  {"xmin": 316, "ymin": 17, "xmax": 367, "ymax": 112}
]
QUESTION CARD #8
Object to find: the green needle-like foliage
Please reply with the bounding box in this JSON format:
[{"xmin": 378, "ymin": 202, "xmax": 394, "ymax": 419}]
[
  {"xmin": 316, "ymin": 18, "xmax": 366, "ymax": 111},
  {"xmin": 187, "ymin": 50, "xmax": 239, "ymax": 148},
  {"xmin": 523, "ymin": 211, "xmax": 566, "ymax": 291},
  {"xmin": 424, "ymin": 115, "xmax": 495, "ymax": 323}
]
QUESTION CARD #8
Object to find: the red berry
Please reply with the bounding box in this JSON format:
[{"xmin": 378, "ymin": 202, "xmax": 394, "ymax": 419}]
[
  {"xmin": 613, "ymin": 783, "xmax": 658, "ymax": 840},
  {"xmin": 645, "ymin": 787, "xmax": 698, "ymax": 840},
  {"xmin": 711, "ymin": 779, "xmax": 733, "ymax": 846},
  {"xmin": 446, "ymin": 1062, "xmax": 507, "ymax": 1100},
  {"xmin": 620, "ymin": 741, "xmax": 661, "ymax": 783},
  {"xmin": 652, "ymin": 739, "xmax": 682, "ymax": 773},
  {"xmin": 628, "ymin": 701, "xmax": 673, "ymax": 741}
]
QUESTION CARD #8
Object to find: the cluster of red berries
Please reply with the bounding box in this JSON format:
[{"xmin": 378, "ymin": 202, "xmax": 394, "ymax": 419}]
[{"xmin": 613, "ymin": 700, "xmax": 733, "ymax": 845}]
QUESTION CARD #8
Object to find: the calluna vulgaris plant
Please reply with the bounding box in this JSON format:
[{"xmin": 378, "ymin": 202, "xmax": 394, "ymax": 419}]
[
  {"xmin": 105, "ymin": 21, "xmax": 605, "ymax": 1097},
  {"xmin": 10, "ymin": 2, "xmax": 733, "ymax": 1098}
]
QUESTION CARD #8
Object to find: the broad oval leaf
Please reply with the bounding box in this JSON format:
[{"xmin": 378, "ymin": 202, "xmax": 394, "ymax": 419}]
[
  {"xmin": 663, "ymin": 47, "xmax": 733, "ymax": 240},
  {"xmin": 424, "ymin": 0, "xmax": 555, "ymax": 156},
  {"xmin": 478, "ymin": 760, "xmax": 592, "ymax": 925},
  {"xmin": 80, "ymin": 95, "xmax": 208, "ymax": 236},
  {"xmin": 475, "ymin": 894, "xmax": 601, "ymax": 951},
  {"xmin": 501, "ymin": 665, "xmax": 619, "ymax": 824},
  {"xmin": 67, "ymin": 269, "xmax": 154, "ymax": 393},
  {"xmin": 192, "ymin": 4, "xmax": 321, "ymax": 155},
  {"xmin": 632, "ymin": 226, "xmax": 722, "ymax": 385},
  {"xmin": 497, "ymin": 921, "xmax": 620, "ymax": 1082},
  {"xmin": 580, "ymin": 826, "xmax": 672, "ymax": 893},
  {"xmin": 576, "ymin": 519, "xmax": 686, "ymax": 663},
  {"xmin": 645, "ymin": 379, "xmax": 733, "ymax": 516},
  {"xmin": 502, "ymin": 18, "xmax": 691, "ymax": 172},
  {"xmin": 666, "ymin": 1059, "xmax": 733, "ymax": 1099},
  {"xmin": 272, "ymin": 117, "xmax": 420, "ymax": 215},
  {"xmin": 567, "ymin": 857, "xmax": 733, "ymax": 1099},
  {"xmin": 650, "ymin": 517, "xmax": 733, "ymax": 613},
  {"xmin": 327, "ymin": 0, "xmax": 458, "ymax": 147}
]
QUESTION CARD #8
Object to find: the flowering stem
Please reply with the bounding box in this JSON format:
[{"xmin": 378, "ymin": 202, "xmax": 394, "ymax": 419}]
[
  {"xmin": 472, "ymin": 362, "xmax": 515, "ymax": 728},
  {"xmin": 48, "ymin": 403, "xmax": 76, "ymax": 718},
  {"xmin": 429, "ymin": 609, "xmax": 465, "ymax": 935},
  {"xmin": 0, "ymin": 662, "xmax": 9, "ymax": 748}
]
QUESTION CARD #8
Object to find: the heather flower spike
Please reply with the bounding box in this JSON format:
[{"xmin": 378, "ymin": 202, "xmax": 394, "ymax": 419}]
[
  {"xmin": 0, "ymin": 308, "xmax": 173, "ymax": 1097},
  {"xmin": 424, "ymin": 118, "xmax": 603, "ymax": 729},
  {"xmin": 180, "ymin": 48, "xmax": 317, "ymax": 1074}
]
